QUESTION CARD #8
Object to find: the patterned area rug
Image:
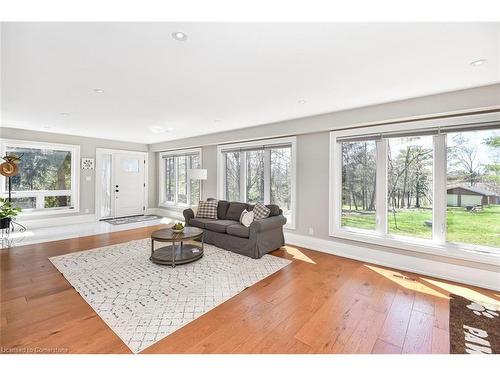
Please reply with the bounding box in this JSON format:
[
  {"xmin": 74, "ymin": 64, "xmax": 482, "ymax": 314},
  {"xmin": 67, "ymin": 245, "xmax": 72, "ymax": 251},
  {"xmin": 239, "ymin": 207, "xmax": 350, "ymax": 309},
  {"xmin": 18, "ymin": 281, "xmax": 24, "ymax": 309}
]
[
  {"xmin": 102, "ymin": 215, "xmax": 162, "ymax": 225},
  {"xmin": 450, "ymin": 294, "xmax": 500, "ymax": 354},
  {"xmin": 49, "ymin": 239, "xmax": 291, "ymax": 353}
]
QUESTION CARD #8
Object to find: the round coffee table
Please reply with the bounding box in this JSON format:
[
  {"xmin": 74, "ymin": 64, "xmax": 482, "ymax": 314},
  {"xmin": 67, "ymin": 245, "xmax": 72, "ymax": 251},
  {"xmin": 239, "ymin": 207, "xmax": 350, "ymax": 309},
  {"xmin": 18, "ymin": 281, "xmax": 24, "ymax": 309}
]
[{"xmin": 150, "ymin": 227, "xmax": 204, "ymax": 267}]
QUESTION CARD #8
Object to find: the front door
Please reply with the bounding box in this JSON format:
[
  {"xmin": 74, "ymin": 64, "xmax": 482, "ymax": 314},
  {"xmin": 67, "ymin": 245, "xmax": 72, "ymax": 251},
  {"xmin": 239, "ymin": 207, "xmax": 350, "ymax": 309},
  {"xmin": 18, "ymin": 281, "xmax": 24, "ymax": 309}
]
[{"xmin": 113, "ymin": 153, "xmax": 145, "ymax": 218}]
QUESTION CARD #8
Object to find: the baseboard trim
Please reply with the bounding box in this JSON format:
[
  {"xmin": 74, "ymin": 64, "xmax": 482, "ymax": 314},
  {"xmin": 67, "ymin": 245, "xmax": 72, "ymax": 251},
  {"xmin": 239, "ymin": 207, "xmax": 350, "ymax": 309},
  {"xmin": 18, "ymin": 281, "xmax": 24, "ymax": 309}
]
[
  {"xmin": 17, "ymin": 214, "xmax": 97, "ymax": 230},
  {"xmin": 284, "ymin": 232, "xmax": 500, "ymax": 291}
]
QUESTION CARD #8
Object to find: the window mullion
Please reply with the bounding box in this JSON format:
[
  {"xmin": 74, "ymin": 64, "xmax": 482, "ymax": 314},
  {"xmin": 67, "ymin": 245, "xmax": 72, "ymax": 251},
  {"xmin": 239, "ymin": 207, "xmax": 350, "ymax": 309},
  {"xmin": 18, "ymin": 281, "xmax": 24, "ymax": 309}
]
[
  {"xmin": 264, "ymin": 149, "xmax": 271, "ymax": 204},
  {"xmin": 187, "ymin": 156, "xmax": 192, "ymax": 205},
  {"xmin": 223, "ymin": 154, "xmax": 227, "ymax": 200},
  {"xmin": 174, "ymin": 156, "xmax": 179, "ymax": 205},
  {"xmin": 433, "ymin": 134, "xmax": 447, "ymax": 244},
  {"xmin": 375, "ymin": 139, "xmax": 388, "ymax": 234},
  {"xmin": 241, "ymin": 151, "xmax": 246, "ymax": 202}
]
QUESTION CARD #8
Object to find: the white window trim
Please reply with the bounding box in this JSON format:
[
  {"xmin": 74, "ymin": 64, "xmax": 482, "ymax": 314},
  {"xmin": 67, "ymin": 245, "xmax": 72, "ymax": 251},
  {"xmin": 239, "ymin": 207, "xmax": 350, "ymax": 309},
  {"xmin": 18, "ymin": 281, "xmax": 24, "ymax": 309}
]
[
  {"xmin": 158, "ymin": 148, "xmax": 202, "ymax": 209},
  {"xmin": 0, "ymin": 138, "xmax": 80, "ymax": 216},
  {"xmin": 329, "ymin": 112, "xmax": 500, "ymax": 266},
  {"xmin": 217, "ymin": 136, "xmax": 297, "ymax": 229}
]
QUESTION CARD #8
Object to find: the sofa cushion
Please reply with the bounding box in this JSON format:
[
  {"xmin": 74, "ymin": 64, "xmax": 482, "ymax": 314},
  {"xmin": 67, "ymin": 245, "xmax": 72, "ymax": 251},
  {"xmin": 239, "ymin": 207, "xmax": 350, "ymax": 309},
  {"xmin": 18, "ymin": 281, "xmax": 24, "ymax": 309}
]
[
  {"xmin": 189, "ymin": 218, "xmax": 216, "ymax": 229},
  {"xmin": 205, "ymin": 220, "xmax": 239, "ymax": 233},
  {"xmin": 217, "ymin": 200, "xmax": 230, "ymax": 220},
  {"xmin": 226, "ymin": 224, "xmax": 250, "ymax": 238},
  {"xmin": 225, "ymin": 202, "xmax": 248, "ymax": 221},
  {"xmin": 266, "ymin": 204, "xmax": 280, "ymax": 217}
]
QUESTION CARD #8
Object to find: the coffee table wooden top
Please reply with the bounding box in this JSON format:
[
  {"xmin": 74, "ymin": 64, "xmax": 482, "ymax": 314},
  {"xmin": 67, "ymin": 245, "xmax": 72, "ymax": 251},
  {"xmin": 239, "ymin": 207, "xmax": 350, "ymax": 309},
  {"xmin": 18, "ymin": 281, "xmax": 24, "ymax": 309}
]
[{"xmin": 151, "ymin": 227, "xmax": 203, "ymax": 242}]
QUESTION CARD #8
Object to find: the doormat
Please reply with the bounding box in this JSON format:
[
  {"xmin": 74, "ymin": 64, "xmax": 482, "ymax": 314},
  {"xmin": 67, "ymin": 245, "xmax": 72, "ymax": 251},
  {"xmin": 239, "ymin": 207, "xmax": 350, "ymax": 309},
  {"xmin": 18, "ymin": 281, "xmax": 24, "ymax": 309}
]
[
  {"xmin": 449, "ymin": 294, "xmax": 500, "ymax": 354},
  {"xmin": 103, "ymin": 215, "xmax": 163, "ymax": 225}
]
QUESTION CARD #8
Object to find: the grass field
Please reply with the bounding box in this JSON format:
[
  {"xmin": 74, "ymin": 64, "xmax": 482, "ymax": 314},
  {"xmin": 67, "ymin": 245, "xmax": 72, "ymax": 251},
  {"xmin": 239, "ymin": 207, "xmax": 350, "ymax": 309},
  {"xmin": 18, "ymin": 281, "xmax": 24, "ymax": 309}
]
[{"xmin": 341, "ymin": 205, "xmax": 500, "ymax": 247}]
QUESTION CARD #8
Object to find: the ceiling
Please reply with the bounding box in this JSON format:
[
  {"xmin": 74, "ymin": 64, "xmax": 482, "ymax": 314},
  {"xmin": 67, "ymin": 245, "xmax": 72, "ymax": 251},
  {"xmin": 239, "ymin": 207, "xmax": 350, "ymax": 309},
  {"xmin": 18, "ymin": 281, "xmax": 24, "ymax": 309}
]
[{"xmin": 1, "ymin": 22, "xmax": 499, "ymax": 144}]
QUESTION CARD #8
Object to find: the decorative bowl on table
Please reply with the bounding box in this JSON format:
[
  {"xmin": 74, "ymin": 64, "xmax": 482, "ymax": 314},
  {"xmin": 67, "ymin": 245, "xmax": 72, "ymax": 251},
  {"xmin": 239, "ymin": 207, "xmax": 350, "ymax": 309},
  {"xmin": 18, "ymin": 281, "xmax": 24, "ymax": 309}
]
[{"xmin": 172, "ymin": 223, "xmax": 185, "ymax": 233}]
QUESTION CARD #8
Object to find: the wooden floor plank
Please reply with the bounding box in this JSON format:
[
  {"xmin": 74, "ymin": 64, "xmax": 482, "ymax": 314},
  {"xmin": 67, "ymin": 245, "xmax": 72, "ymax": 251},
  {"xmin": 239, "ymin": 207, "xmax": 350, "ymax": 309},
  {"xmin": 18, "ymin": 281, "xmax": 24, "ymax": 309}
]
[
  {"xmin": 341, "ymin": 308, "xmax": 388, "ymax": 354},
  {"xmin": 431, "ymin": 327, "xmax": 450, "ymax": 354},
  {"xmin": 377, "ymin": 288, "xmax": 415, "ymax": 348},
  {"xmin": 371, "ymin": 339, "xmax": 402, "ymax": 354},
  {"xmin": 413, "ymin": 292, "xmax": 436, "ymax": 316}
]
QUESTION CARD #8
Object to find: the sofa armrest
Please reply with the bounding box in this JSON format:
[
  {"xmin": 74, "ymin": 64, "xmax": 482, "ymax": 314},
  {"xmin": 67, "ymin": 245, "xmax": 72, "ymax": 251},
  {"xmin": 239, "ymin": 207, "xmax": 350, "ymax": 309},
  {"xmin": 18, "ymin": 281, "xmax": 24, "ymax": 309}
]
[
  {"xmin": 250, "ymin": 215, "xmax": 287, "ymax": 233},
  {"xmin": 183, "ymin": 208, "xmax": 195, "ymax": 225}
]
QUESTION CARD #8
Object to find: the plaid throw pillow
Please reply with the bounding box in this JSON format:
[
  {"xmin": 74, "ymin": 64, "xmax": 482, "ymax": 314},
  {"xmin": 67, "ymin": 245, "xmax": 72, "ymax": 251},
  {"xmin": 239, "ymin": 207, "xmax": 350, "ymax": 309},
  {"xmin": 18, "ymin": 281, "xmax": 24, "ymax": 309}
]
[
  {"xmin": 253, "ymin": 202, "xmax": 271, "ymax": 220},
  {"xmin": 196, "ymin": 200, "xmax": 218, "ymax": 219}
]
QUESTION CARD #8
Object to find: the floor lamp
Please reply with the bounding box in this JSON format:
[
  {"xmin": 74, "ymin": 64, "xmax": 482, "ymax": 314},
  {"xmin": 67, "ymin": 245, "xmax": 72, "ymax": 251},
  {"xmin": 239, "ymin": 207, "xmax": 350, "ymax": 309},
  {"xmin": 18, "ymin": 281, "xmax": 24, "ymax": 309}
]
[{"xmin": 188, "ymin": 168, "xmax": 208, "ymax": 201}]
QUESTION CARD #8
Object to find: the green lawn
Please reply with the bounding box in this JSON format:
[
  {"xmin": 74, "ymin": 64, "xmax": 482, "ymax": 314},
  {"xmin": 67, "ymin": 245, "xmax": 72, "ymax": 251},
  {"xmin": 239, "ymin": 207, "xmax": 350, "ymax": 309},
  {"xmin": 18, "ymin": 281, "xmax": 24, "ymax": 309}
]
[{"xmin": 341, "ymin": 205, "xmax": 500, "ymax": 248}]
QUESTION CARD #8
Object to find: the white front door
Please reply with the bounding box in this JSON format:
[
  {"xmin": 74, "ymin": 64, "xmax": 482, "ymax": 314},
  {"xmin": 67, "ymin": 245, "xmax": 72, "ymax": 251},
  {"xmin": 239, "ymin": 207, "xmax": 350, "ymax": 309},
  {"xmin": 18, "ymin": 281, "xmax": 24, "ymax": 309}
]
[{"xmin": 113, "ymin": 153, "xmax": 145, "ymax": 218}]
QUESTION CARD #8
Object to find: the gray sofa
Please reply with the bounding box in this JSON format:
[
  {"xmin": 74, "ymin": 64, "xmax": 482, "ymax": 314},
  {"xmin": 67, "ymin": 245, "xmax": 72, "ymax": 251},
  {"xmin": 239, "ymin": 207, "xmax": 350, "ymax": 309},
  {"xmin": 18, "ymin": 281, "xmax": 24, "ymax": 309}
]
[{"xmin": 183, "ymin": 200, "xmax": 286, "ymax": 259}]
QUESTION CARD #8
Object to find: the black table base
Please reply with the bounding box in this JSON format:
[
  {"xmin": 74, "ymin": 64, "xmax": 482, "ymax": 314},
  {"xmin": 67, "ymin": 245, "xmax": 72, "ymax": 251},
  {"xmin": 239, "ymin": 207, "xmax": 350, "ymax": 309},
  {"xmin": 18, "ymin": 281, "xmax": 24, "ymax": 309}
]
[{"xmin": 150, "ymin": 242, "xmax": 203, "ymax": 267}]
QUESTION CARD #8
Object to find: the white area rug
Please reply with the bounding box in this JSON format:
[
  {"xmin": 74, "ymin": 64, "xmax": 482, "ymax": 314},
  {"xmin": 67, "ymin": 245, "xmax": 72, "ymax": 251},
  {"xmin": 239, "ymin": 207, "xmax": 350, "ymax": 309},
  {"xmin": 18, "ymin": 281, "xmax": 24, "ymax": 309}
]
[{"xmin": 49, "ymin": 239, "xmax": 291, "ymax": 353}]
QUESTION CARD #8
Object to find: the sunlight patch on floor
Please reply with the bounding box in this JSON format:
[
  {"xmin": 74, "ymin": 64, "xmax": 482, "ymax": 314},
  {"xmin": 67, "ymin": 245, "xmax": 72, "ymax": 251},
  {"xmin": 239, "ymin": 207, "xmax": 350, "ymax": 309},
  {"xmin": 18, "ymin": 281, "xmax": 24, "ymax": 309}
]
[
  {"xmin": 421, "ymin": 278, "xmax": 500, "ymax": 306},
  {"xmin": 283, "ymin": 246, "xmax": 316, "ymax": 264},
  {"xmin": 365, "ymin": 264, "xmax": 448, "ymax": 298}
]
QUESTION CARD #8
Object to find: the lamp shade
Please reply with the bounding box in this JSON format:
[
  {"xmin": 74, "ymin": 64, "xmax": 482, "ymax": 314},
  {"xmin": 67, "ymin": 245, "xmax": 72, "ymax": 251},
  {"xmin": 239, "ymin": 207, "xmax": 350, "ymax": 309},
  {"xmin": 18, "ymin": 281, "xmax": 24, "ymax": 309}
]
[{"xmin": 189, "ymin": 168, "xmax": 207, "ymax": 180}]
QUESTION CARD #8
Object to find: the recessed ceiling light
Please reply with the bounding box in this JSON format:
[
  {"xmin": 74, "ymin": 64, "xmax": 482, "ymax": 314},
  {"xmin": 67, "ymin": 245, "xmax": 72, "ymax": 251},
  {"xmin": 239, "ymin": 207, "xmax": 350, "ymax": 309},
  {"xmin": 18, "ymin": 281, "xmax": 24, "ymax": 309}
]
[
  {"xmin": 172, "ymin": 31, "xmax": 187, "ymax": 41},
  {"xmin": 298, "ymin": 99, "xmax": 307, "ymax": 104},
  {"xmin": 94, "ymin": 88, "xmax": 104, "ymax": 93},
  {"xmin": 470, "ymin": 59, "xmax": 487, "ymax": 67},
  {"xmin": 149, "ymin": 126, "xmax": 165, "ymax": 134},
  {"xmin": 149, "ymin": 126, "xmax": 173, "ymax": 134}
]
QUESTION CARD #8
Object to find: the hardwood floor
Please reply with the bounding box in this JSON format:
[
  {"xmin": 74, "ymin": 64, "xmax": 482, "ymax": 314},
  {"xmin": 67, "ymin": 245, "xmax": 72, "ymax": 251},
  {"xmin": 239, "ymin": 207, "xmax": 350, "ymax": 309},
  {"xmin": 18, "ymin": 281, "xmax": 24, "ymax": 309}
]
[{"xmin": 1, "ymin": 225, "xmax": 498, "ymax": 354}]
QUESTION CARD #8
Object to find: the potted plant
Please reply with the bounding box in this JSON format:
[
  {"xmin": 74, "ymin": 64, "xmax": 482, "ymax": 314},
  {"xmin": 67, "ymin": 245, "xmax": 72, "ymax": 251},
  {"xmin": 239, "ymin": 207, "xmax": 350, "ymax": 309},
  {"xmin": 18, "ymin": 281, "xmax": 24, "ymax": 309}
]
[
  {"xmin": 172, "ymin": 222, "xmax": 185, "ymax": 233},
  {"xmin": 0, "ymin": 198, "xmax": 21, "ymax": 230}
]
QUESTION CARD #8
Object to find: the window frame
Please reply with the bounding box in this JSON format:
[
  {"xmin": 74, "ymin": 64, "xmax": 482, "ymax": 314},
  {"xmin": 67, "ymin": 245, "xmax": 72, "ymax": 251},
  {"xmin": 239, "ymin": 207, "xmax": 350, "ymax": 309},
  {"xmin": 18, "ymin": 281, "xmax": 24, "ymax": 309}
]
[
  {"xmin": 217, "ymin": 136, "xmax": 297, "ymax": 229},
  {"xmin": 158, "ymin": 148, "xmax": 202, "ymax": 208},
  {"xmin": 329, "ymin": 112, "xmax": 500, "ymax": 265},
  {"xmin": 0, "ymin": 138, "xmax": 80, "ymax": 216}
]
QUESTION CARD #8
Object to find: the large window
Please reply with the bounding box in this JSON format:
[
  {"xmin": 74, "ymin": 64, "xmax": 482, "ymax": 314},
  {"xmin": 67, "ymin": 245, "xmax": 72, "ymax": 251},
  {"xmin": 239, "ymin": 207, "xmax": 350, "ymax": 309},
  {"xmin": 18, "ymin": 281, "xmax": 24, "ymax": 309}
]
[
  {"xmin": 387, "ymin": 136, "xmax": 433, "ymax": 239},
  {"xmin": 0, "ymin": 139, "xmax": 80, "ymax": 213},
  {"xmin": 446, "ymin": 129, "xmax": 500, "ymax": 248},
  {"xmin": 270, "ymin": 146, "xmax": 292, "ymax": 217},
  {"xmin": 341, "ymin": 140, "xmax": 377, "ymax": 230},
  {"xmin": 225, "ymin": 151, "xmax": 241, "ymax": 202},
  {"xmin": 330, "ymin": 114, "xmax": 500, "ymax": 260},
  {"xmin": 218, "ymin": 137, "xmax": 296, "ymax": 228},
  {"xmin": 160, "ymin": 148, "xmax": 201, "ymax": 207},
  {"xmin": 246, "ymin": 150, "xmax": 265, "ymax": 204}
]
